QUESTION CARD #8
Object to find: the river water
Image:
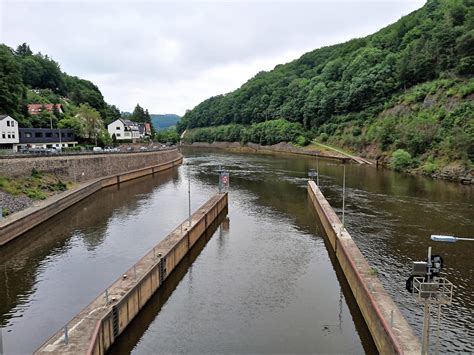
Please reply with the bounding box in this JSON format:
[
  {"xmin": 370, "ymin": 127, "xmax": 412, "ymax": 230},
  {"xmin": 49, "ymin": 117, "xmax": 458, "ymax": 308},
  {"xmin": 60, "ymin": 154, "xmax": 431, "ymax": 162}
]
[{"xmin": 0, "ymin": 148, "xmax": 472, "ymax": 354}]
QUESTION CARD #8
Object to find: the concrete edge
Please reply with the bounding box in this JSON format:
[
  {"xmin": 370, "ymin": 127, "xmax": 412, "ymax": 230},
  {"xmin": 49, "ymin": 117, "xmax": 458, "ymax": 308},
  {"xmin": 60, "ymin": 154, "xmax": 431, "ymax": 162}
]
[
  {"xmin": 0, "ymin": 152, "xmax": 183, "ymax": 246},
  {"xmin": 35, "ymin": 192, "xmax": 228, "ymax": 355},
  {"xmin": 307, "ymin": 180, "xmax": 421, "ymax": 354}
]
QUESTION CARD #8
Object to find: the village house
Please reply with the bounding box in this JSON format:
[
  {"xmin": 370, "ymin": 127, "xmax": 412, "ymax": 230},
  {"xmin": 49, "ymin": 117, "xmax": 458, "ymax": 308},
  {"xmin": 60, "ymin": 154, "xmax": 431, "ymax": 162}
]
[
  {"xmin": 27, "ymin": 104, "xmax": 63, "ymax": 115},
  {"xmin": 107, "ymin": 119, "xmax": 141, "ymax": 141},
  {"xmin": 0, "ymin": 114, "xmax": 20, "ymax": 151},
  {"xmin": 137, "ymin": 122, "xmax": 152, "ymax": 138}
]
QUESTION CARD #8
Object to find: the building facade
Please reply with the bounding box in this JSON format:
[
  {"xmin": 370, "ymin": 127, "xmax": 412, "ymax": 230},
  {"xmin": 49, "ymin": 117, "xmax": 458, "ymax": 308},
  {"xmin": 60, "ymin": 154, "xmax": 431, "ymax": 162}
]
[
  {"xmin": 0, "ymin": 115, "xmax": 20, "ymax": 151},
  {"xmin": 108, "ymin": 119, "xmax": 140, "ymax": 141},
  {"xmin": 16, "ymin": 128, "xmax": 77, "ymax": 150}
]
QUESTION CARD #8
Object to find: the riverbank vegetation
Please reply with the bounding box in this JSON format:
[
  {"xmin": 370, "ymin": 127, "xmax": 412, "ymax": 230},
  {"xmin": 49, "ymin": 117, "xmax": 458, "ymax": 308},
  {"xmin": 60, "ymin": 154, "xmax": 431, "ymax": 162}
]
[
  {"xmin": 0, "ymin": 169, "xmax": 72, "ymax": 216},
  {"xmin": 178, "ymin": 0, "xmax": 473, "ymax": 178},
  {"xmin": 0, "ymin": 43, "xmax": 158, "ymax": 145}
]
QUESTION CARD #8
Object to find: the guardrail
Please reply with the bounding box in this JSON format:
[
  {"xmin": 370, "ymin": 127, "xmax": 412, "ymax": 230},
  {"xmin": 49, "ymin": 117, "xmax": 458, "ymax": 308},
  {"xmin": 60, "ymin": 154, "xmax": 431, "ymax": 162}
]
[{"xmin": 0, "ymin": 147, "xmax": 177, "ymax": 159}]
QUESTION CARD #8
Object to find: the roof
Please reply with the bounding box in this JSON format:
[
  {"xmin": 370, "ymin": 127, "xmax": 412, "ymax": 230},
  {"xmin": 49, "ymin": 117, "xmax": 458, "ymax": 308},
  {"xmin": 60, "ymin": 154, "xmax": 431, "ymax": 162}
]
[
  {"xmin": 118, "ymin": 118, "xmax": 139, "ymax": 130},
  {"xmin": 0, "ymin": 114, "xmax": 11, "ymax": 120}
]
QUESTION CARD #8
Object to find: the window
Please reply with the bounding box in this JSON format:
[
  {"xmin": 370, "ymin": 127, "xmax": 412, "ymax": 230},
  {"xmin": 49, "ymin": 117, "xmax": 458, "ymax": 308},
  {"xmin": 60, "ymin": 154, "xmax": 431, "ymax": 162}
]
[
  {"xmin": 67, "ymin": 133, "xmax": 72, "ymax": 137},
  {"xmin": 35, "ymin": 132, "xmax": 43, "ymax": 138},
  {"xmin": 61, "ymin": 133, "xmax": 65, "ymax": 138},
  {"xmin": 116, "ymin": 133, "xmax": 121, "ymax": 137},
  {"xmin": 6, "ymin": 121, "xmax": 10, "ymax": 127},
  {"xmin": 12, "ymin": 134, "xmax": 15, "ymax": 139},
  {"xmin": 46, "ymin": 133, "xmax": 52, "ymax": 138},
  {"xmin": 25, "ymin": 132, "xmax": 32, "ymax": 138},
  {"xmin": 7, "ymin": 134, "xmax": 11, "ymax": 139},
  {"xmin": 116, "ymin": 126, "xmax": 120, "ymax": 130},
  {"xmin": 54, "ymin": 133, "xmax": 59, "ymax": 138},
  {"xmin": 11, "ymin": 121, "xmax": 14, "ymax": 127},
  {"xmin": 2, "ymin": 133, "xmax": 5, "ymax": 139}
]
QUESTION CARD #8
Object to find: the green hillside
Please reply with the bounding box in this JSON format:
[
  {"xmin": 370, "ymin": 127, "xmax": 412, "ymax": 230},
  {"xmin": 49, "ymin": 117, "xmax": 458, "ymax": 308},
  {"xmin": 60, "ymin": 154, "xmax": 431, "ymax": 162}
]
[
  {"xmin": 150, "ymin": 114, "xmax": 180, "ymax": 130},
  {"xmin": 179, "ymin": 0, "xmax": 473, "ymax": 177},
  {"xmin": 0, "ymin": 43, "xmax": 122, "ymax": 129}
]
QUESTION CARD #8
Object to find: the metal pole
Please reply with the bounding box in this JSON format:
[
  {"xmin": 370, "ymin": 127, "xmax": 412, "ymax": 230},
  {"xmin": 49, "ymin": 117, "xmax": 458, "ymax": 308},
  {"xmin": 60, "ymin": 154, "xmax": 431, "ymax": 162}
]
[
  {"xmin": 422, "ymin": 302, "xmax": 430, "ymax": 355},
  {"xmin": 316, "ymin": 157, "xmax": 319, "ymax": 186},
  {"xmin": 188, "ymin": 175, "xmax": 191, "ymax": 227},
  {"xmin": 342, "ymin": 164, "xmax": 346, "ymax": 228},
  {"xmin": 105, "ymin": 289, "xmax": 109, "ymax": 305},
  {"xmin": 435, "ymin": 305, "xmax": 441, "ymax": 355},
  {"xmin": 0, "ymin": 327, "xmax": 3, "ymax": 355},
  {"xmin": 64, "ymin": 325, "xmax": 68, "ymax": 345}
]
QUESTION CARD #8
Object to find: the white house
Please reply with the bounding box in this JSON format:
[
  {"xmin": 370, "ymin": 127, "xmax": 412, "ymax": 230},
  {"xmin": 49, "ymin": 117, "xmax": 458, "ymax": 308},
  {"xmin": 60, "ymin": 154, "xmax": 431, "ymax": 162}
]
[
  {"xmin": 0, "ymin": 115, "xmax": 19, "ymax": 151},
  {"xmin": 108, "ymin": 119, "xmax": 140, "ymax": 141}
]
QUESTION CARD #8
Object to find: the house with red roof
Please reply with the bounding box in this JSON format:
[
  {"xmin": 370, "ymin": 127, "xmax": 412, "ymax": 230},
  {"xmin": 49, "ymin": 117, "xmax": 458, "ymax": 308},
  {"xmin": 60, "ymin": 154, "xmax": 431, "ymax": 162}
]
[{"xmin": 27, "ymin": 104, "xmax": 63, "ymax": 115}]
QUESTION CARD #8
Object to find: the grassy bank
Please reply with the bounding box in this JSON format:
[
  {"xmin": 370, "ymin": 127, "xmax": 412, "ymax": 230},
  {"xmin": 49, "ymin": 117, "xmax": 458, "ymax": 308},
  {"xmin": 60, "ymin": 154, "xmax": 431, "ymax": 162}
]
[{"xmin": 0, "ymin": 169, "xmax": 73, "ymax": 216}]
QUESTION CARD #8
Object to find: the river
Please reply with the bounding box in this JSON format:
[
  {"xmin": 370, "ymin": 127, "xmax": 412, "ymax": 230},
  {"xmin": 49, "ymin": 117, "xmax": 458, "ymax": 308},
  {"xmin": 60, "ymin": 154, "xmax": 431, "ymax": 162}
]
[{"xmin": 0, "ymin": 148, "xmax": 472, "ymax": 353}]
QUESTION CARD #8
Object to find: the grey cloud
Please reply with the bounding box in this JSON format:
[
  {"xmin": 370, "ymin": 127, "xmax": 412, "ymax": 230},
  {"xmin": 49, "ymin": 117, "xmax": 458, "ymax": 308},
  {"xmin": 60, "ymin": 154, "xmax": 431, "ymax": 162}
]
[{"xmin": 1, "ymin": 1, "xmax": 425, "ymax": 114}]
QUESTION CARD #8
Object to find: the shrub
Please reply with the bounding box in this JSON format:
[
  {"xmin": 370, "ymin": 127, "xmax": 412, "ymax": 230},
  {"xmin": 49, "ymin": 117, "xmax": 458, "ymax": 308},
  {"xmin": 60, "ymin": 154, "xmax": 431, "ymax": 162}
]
[
  {"xmin": 2, "ymin": 207, "xmax": 9, "ymax": 217},
  {"xmin": 25, "ymin": 188, "xmax": 47, "ymax": 200},
  {"xmin": 391, "ymin": 149, "xmax": 413, "ymax": 171},
  {"xmin": 31, "ymin": 168, "xmax": 43, "ymax": 179},
  {"xmin": 319, "ymin": 132, "xmax": 329, "ymax": 142}
]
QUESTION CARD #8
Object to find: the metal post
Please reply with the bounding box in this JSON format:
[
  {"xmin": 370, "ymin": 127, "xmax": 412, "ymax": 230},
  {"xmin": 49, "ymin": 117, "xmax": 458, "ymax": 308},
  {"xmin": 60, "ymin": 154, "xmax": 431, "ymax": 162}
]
[
  {"xmin": 435, "ymin": 305, "xmax": 441, "ymax": 355},
  {"xmin": 188, "ymin": 175, "xmax": 191, "ymax": 227},
  {"xmin": 0, "ymin": 327, "xmax": 3, "ymax": 355},
  {"xmin": 64, "ymin": 325, "xmax": 68, "ymax": 345},
  {"xmin": 422, "ymin": 302, "xmax": 430, "ymax": 355},
  {"xmin": 342, "ymin": 164, "xmax": 346, "ymax": 228},
  {"xmin": 427, "ymin": 246, "xmax": 432, "ymax": 280},
  {"xmin": 316, "ymin": 157, "xmax": 320, "ymax": 186},
  {"xmin": 218, "ymin": 165, "xmax": 223, "ymax": 193},
  {"xmin": 105, "ymin": 289, "xmax": 109, "ymax": 305}
]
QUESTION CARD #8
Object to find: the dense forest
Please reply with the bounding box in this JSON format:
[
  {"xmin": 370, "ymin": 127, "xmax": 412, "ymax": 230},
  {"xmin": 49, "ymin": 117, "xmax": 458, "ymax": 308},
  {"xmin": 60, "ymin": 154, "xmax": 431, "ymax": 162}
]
[{"xmin": 179, "ymin": 0, "xmax": 473, "ymax": 175}]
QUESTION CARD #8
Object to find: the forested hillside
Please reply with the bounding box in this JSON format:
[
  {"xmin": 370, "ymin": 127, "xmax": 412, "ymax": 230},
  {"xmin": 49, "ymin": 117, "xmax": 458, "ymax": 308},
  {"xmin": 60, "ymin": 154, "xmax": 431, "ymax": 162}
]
[
  {"xmin": 0, "ymin": 43, "xmax": 122, "ymax": 129},
  {"xmin": 150, "ymin": 114, "xmax": 180, "ymax": 130},
  {"xmin": 179, "ymin": 0, "xmax": 473, "ymax": 176}
]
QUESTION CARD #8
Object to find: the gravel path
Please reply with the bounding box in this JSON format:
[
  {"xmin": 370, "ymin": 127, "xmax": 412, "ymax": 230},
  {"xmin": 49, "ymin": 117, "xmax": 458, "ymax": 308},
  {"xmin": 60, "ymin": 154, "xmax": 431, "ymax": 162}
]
[{"xmin": 0, "ymin": 190, "xmax": 33, "ymax": 216}]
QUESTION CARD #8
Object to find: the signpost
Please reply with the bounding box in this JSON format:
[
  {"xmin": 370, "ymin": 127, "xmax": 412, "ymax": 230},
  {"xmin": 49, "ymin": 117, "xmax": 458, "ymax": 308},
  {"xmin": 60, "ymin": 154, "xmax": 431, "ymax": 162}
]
[{"xmin": 217, "ymin": 165, "xmax": 229, "ymax": 192}]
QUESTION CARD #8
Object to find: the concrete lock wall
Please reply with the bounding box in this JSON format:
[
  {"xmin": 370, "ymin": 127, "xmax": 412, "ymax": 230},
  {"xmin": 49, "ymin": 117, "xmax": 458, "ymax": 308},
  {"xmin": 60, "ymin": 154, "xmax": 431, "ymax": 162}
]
[
  {"xmin": 36, "ymin": 192, "xmax": 228, "ymax": 355},
  {"xmin": 0, "ymin": 149, "xmax": 179, "ymax": 182},
  {"xmin": 0, "ymin": 150, "xmax": 183, "ymax": 246},
  {"xmin": 307, "ymin": 181, "xmax": 420, "ymax": 354}
]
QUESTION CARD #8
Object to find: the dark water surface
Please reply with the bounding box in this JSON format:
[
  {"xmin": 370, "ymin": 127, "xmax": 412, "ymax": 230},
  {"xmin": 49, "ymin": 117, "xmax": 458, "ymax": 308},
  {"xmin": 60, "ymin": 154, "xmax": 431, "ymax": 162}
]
[{"xmin": 0, "ymin": 148, "xmax": 472, "ymax": 353}]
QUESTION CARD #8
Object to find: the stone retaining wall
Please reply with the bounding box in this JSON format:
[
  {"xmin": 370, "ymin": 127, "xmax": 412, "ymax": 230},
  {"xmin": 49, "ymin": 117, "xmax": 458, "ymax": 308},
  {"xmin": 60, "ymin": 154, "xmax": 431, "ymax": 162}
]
[{"xmin": 0, "ymin": 149, "xmax": 180, "ymax": 182}]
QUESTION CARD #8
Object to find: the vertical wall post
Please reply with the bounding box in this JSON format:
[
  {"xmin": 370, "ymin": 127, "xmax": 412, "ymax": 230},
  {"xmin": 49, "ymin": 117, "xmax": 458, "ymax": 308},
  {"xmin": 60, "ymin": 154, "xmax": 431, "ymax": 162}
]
[
  {"xmin": 188, "ymin": 174, "xmax": 191, "ymax": 227},
  {"xmin": 342, "ymin": 163, "xmax": 346, "ymax": 228},
  {"xmin": 0, "ymin": 327, "xmax": 3, "ymax": 355}
]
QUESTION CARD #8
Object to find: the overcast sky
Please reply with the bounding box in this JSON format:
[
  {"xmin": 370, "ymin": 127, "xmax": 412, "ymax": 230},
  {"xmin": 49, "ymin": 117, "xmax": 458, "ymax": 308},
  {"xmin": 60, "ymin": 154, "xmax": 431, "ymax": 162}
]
[{"xmin": 1, "ymin": 0, "xmax": 425, "ymax": 115}]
